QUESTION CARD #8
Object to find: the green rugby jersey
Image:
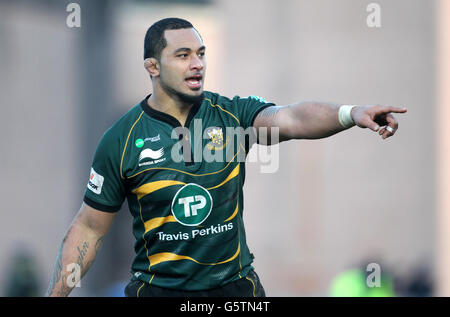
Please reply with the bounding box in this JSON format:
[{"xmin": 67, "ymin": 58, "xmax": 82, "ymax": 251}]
[{"xmin": 83, "ymin": 91, "xmax": 274, "ymax": 291}]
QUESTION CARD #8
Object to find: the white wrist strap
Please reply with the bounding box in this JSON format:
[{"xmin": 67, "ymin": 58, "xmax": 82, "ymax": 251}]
[{"xmin": 338, "ymin": 105, "xmax": 357, "ymax": 128}]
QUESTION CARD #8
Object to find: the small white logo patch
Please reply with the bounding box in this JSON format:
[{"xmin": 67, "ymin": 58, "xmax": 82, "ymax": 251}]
[
  {"xmin": 87, "ymin": 167, "xmax": 104, "ymax": 195},
  {"xmin": 139, "ymin": 148, "xmax": 164, "ymax": 161},
  {"xmin": 144, "ymin": 134, "xmax": 161, "ymax": 142}
]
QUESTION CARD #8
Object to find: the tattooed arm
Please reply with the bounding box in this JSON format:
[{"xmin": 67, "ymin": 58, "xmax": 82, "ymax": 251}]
[
  {"xmin": 253, "ymin": 102, "xmax": 406, "ymax": 144},
  {"xmin": 45, "ymin": 203, "xmax": 117, "ymax": 297}
]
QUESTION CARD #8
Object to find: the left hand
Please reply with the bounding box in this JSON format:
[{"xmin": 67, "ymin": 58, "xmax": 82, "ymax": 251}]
[{"xmin": 351, "ymin": 105, "xmax": 407, "ymax": 139}]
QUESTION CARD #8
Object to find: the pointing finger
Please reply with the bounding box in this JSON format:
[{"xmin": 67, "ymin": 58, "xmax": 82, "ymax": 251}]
[{"xmin": 378, "ymin": 106, "xmax": 408, "ymax": 114}]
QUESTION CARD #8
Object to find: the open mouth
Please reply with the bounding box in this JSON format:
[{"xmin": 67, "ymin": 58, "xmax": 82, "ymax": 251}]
[{"xmin": 185, "ymin": 74, "xmax": 203, "ymax": 89}]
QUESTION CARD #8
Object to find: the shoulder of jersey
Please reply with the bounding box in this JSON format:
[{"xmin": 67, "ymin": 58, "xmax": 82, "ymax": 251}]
[
  {"xmin": 203, "ymin": 90, "xmax": 234, "ymax": 107},
  {"xmin": 203, "ymin": 90, "xmax": 218, "ymax": 102}
]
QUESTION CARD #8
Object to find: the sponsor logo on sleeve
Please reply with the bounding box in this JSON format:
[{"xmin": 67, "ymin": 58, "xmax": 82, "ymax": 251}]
[{"xmin": 87, "ymin": 167, "xmax": 104, "ymax": 195}]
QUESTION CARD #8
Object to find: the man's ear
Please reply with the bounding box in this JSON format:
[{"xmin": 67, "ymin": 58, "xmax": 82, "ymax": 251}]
[{"xmin": 144, "ymin": 58, "xmax": 159, "ymax": 77}]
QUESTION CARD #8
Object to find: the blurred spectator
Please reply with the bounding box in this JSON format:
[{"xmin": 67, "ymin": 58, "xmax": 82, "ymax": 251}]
[
  {"xmin": 3, "ymin": 249, "xmax": 42, "ymax": 297},
  {"xmin": 330, "ymin": 261, "xmax": 396, "ymax": 297},
  {"xmin": 399, "ymin": 263, "xmax": 434, "ymax": 297}
]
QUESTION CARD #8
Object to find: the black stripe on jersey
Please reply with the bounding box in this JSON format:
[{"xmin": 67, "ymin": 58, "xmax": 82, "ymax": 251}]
[
  {"xmin": 214, "ymin": 187, "xmax": 238, "ymax": 210},
  {"xmin": 249, "ymin": 104, "xmax": 273, "ymax": 149},
  {"xmin": 124, "ymin": 168, "xmax": 160, "ymax": 191},
  {"xmin": 139, "ymin": 199, "xmax": 172, "ymax": 220},
  {"xmin": 250, "ymin": 104, "xmax": 273, "ymax": 127},
  {"xmin": 125, "ymin": 162, "xmax": 239, "ymax": 192},
  {"xmin": 83, "ymin": 195, "xmax": 122, "ymax": 213}
]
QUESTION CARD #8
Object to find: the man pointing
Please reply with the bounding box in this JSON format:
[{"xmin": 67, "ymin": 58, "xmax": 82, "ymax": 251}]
[{"xmin": 46, "ymin": 18, "xmax": 406, "ymax": 297}]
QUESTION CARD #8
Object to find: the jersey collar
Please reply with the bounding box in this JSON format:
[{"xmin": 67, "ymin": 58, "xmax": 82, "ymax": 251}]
[{"xmin": 140, "ymin": 94, "xmax": 202, "ymax": 129}]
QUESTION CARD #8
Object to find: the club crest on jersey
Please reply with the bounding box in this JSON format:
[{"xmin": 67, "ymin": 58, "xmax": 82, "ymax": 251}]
[
  {"xmin": 138, "ymin": 147, "xmax": 166, "ymax": 167},
  {"xmin": 171, "ymin": 184, "xmax": 213, "ymax": 226},
  {"xmin": 205, "ymin": 127, "xmax": 228, "ymax": 150}
]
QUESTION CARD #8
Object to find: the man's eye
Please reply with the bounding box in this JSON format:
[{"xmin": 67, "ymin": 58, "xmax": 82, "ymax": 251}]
[
  {"xmin": 177, "ymin": 54, "xmax": 188, "ymax": 58},
  {"xmin": 198, "ymin": 52, "xmax": 205, "ymax": 57}
]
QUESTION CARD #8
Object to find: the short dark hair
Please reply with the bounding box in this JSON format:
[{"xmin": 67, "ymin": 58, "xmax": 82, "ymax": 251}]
[{"xmin": 144, "ymin": 18, "xmax": 195, "ymax": 60}]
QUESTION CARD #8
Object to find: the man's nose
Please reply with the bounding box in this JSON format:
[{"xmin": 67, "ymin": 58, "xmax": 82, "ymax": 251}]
[{"xmin": 190, "ymin": 55, "xmax": 204, "ymax": 70}]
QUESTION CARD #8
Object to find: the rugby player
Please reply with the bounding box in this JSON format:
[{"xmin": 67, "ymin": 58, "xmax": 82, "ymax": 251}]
[{"xmin": 46, "ymin": 18, "xmax": 406, "ymax": 297}]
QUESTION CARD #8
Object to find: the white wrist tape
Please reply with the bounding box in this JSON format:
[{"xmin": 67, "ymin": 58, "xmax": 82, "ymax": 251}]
[{"xmin": 338, "ymin": 105, "xmax": 357, "ymax": 128}]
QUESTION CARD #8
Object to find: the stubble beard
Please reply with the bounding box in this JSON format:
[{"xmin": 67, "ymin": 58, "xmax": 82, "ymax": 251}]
[{"xmin": 160, "ymin": 73, "xmax": 205, "ymax": 107}]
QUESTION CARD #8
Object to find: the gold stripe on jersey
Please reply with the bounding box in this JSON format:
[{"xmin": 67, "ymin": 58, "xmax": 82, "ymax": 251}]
[
  {"xmin": 136, "ymin": 282, "xmax": 145, "ymax": 297},
  {"xmin": 120, "ymin": 111, "xmax": 145, "ymax": 179},
  {"xmin": 148, "ymin": 243, "xmax": 240, "ymax": 268},
  {"xmin": 132, "ymin": 162, "xmax": 240, "ymax": 201},
  {"xmin": 205, "ymin": 98, "xmax": 240, "ymax": 125},
  {"xmin": 132, "ymin": 180, "xmax": 186, "ymax": 200},
  {"xmin": 224, "ymin": 201, "xmax": 239, "ymax": 222},
  {"xmin": 206, "ymin": 164, "xmax": 239, "ymax": 190},
  {"xmin": 245, "ymin": 275, "xmax": 256, "ymax": 297},
  {"xmin": 144, "ymin": 215, "xmax": 177, "ymax": 234},
  {"xmin": 144, "ymin": 200, "xmax": 238, "ymax": 234},
  {"xmin": 137, "ymin": 198, "xmax": 152, "ymax": 272}
]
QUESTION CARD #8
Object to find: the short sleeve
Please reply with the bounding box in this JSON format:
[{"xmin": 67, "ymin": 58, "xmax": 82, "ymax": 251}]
[
  {"xmin": 83, "ymin": 130, "xmax": 126, "ymax": 212},
  {"xmin": 233, "ymin": 95, "xmax": 276, "ymax": 129}
]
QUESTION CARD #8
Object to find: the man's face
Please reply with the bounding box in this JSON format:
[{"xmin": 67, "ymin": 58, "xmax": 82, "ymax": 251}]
[{"xmin": 158, "ymin": 28, "xmax": 206, "ymax": 103}]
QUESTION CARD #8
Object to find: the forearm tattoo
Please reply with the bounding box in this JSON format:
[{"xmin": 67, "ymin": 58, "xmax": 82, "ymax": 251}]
[
  {"xmin": 45, "ymin": 243, "xmax": 64, "ymax": 296},
  {"xmin": 46, "ymin": 232, "xmax": 105, "ymax": 296}
]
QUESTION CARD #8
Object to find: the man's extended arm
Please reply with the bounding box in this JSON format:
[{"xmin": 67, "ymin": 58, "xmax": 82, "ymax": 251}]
[
  {"xmin": 45, "ymin": 203, "xmax": 117, "ymax": 297},
  {"xmin": 253, "ymin": 101, "xmax": 407, "ymax": 144}
]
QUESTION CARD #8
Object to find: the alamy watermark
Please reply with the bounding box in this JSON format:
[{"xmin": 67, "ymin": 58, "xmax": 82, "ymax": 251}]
[
  {"xmin": 366, "ymin": 3, "xmax": 381, "ymax": 28},
  {"xmin": 167, "ymin": 119, "xmax": 280, "ymax": 173},
  {"xmin": 66, "ymin": 3, "xmax": 381, "ymax": 29},
  {"xmin": 66, "ymin": 263, "xmax": 81, "ymax": 288},
  {"xmin": 366, "ymin": 262, "xmax": 381, "ymax": 288},
  {"xmin": 66, "ymin": 3, "xmax": 81, "ymax": 28}
]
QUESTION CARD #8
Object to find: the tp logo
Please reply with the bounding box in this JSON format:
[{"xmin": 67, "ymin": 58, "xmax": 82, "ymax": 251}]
[{"xmin": 171, "ymin": 184, "xmax": 213, "ymax": 226}]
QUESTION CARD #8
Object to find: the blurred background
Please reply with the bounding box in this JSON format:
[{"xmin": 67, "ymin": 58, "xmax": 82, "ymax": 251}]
[{"xmin": 0, "ymin": 0, "xmax": 447, "ymax": 296}]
